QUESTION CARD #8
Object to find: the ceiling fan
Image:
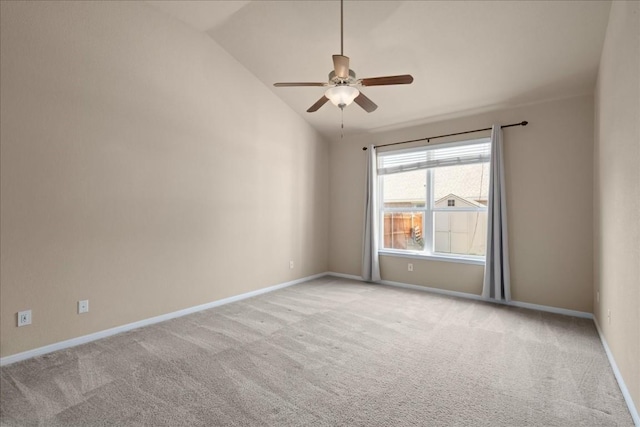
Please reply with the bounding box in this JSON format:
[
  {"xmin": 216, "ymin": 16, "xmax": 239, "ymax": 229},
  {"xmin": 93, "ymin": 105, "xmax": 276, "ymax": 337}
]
[{"xmin": 273, "ymin": 0, "xmax": 414, "ymax": 113}]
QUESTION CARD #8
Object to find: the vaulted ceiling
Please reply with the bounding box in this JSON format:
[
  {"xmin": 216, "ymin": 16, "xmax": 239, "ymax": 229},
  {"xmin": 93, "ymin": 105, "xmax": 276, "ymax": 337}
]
[{"xmin": 148, "ymin": 1, "xmax": 611, "ymax": 140}]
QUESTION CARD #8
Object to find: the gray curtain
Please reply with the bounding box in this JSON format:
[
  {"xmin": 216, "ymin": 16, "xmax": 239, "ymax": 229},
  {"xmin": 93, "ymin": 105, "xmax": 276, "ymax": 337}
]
[
  {"xmin": 362, "ymin": 145, "xmax": 381, "ymax": 282},
  {"xmin": 482, "ymin": 125, "xmax": 511, "ymax": 301}
]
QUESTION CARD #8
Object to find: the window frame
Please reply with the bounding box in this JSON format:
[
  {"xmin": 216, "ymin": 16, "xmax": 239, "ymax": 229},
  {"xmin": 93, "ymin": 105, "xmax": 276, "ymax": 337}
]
[{"xmin": 377, "ymin": 138, "xmax": 490, "ymax": 265}]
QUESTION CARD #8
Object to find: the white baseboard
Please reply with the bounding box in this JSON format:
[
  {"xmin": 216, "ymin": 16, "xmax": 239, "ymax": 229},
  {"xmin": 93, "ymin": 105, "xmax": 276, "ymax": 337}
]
[
  {"xmin": 506, "ymin": 300, "xmax": 592, "ymax": 319},
  {"xmin": 326, "ymin": 271, "xmax": 363, "ymax": 281},
  {"xmin": 0, "ymin": 272, "xmax": 326, "ymax": 367},
  {"xmin": 327, "ymin": 273, "xmax": 592, "ymax": 319},
  {"xmin": 379, "ymin": 278, "xmax": 487, "ymax": 301},
  {"xmin": 594, "ymin": 319, "xmax": 640, "ymax": 426}
]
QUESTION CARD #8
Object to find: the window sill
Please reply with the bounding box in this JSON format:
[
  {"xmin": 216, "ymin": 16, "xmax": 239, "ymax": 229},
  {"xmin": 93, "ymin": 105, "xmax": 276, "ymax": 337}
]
[{"xmin": 378, "ymin": 250, "xmax": 485, "ymax": 266}]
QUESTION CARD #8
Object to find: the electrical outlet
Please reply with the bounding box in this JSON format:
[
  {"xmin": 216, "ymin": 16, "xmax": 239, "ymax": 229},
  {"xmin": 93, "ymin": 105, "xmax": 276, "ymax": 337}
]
[
  {"xmin": 78, "ymin": 300, "xmax": 89, "ymax": 314},
  {"xmin": 408, "ymin": 263, "xmax": 413, "ymax": 272},
  {"xmin": 607, "ymin": 309, "xmax": 611, "ymax": 324},
  {"xmin": 17, "ymin": 310, "xmax": 32, "ymax": 327},
  {"xmin": 289, "ymin": 260, "xmax": 294, "ymax": 269}
]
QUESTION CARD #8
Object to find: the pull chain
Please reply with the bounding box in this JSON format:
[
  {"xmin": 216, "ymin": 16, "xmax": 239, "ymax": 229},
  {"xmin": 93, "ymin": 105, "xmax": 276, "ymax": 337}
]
[{"xmin": 341, "ymin": 107, "xmax": 344, "ymax": 139}]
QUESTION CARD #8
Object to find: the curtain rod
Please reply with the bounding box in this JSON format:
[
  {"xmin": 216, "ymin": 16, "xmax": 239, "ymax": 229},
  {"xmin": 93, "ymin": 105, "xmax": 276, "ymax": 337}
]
[{"xmin": 362, "ymin": 121, "xmax": 528, "ymax": 151}]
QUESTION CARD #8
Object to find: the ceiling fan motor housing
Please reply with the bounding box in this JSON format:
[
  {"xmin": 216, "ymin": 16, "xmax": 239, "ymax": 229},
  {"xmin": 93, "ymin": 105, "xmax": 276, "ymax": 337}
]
[{"xmin": 329, "ymin": 69, "xmax": 357, "ymax": 85}]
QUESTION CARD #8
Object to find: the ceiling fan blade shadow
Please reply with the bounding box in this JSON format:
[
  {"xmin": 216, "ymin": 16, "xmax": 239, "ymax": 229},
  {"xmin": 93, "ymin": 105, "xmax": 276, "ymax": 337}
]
[
  {"xmin": 360, "ymin": 75, "xmax": 414, "ymax": 86},
  {"xmin": 274, "ymin": 82, "xmax": 327, "ymax": 87},
  {"xmin": 354, "ymin": 92, "xmax": 377, "ymax": 113},
  {"xmin": 332, "ymin": 55, "xmax": 350, "ymax": 79},
  {"xmin": 307, "ymin": 96, "xmax": 330, "ymax": 112}
]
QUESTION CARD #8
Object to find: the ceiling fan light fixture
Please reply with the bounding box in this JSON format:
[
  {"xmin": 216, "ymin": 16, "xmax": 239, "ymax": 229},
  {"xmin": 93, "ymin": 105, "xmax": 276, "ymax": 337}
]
[{"xmin": 325, "ymin": 85, "xmax": 360, "ymax": 109}]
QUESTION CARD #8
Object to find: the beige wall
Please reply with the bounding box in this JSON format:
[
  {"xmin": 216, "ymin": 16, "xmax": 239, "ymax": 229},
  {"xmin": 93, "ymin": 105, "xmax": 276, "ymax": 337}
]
[
  {"xmin": 329, "ymin": 95, "xmax": 594, "ymax": 312},
  {"xmin": 594, "ymin": 0, "xmax": 640, "ymax": 415},
  {"xmin": 0, "ymin": 1, "xmax": 329, "ymax": 357}
]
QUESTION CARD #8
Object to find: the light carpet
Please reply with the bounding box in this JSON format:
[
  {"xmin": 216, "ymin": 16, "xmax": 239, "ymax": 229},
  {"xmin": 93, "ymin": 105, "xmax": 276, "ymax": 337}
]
[{"xmin": 0, "ymin": 276, "xmax": 634, "ymax": 426}]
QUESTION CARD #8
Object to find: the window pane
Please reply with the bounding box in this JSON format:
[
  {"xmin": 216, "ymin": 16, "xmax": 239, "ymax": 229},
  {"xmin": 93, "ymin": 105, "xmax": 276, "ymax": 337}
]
[
  {"xmin": 382, "ymin": 212, "xmax": 424, "ymax": 250},
  {"xmin": 382, "ymin": 170, "xmax": 426, "ymax": 208},
  {"xmin": 433, "ymin": 163, "xmax": 489, "ymax": 208},
  {"xmin": 434, "ymin": 211, "xmax": 487, "ymax": 256}
]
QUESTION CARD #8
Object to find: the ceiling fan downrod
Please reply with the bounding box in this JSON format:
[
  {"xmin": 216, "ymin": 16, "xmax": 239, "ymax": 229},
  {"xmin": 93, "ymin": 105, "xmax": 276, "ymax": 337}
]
[{"xmin": 340, "ymin": 0, "xmax": 344, "ymax": 56}]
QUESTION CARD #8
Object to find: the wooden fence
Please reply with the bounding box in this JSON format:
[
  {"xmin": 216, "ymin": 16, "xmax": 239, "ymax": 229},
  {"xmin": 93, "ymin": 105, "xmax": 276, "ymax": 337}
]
[{"xmin": 383, "ymin": 212, "xmax": 423, "ymax": 249}]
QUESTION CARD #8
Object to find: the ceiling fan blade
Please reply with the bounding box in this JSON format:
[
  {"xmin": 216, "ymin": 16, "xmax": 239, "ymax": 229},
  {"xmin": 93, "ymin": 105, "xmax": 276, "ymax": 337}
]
[
  {"xmin": 360, "ymin": 74, "xmax": 414, "ymax": 86},
  {"xmin": 274, "ymin": 82, "xmax": 326, "ymax": 87},
  {"xmin": 307, "ymin": 96, "xmax": 329, "ymax": 112},
  {"xmin": 332, "ymin": 55, "xmax": 350, "ymax": 79},
  {"xmin": 354, "ymin": 92, "xmax": 378, "ymax": 113}
]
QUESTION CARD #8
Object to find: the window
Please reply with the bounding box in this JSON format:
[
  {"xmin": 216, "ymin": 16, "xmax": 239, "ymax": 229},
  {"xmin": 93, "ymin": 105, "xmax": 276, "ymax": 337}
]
[{"xmin": 377, "ymin": 138, "xmax": 490, "ymax": 262}]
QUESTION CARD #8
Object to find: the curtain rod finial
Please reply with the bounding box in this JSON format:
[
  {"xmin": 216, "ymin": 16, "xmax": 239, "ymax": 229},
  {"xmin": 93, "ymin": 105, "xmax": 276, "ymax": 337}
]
[
  {"xmin": 362, "ymin": 147, "xmax": 368, "ymax": 151},
  {"xmin": 522, "ymin": 121, "xmax": 528, "ymax": 126}
]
